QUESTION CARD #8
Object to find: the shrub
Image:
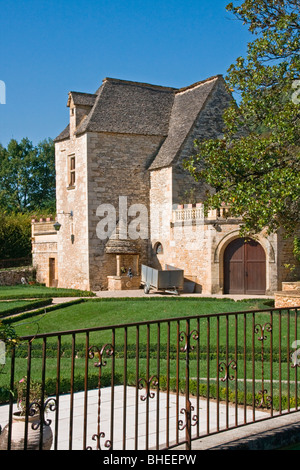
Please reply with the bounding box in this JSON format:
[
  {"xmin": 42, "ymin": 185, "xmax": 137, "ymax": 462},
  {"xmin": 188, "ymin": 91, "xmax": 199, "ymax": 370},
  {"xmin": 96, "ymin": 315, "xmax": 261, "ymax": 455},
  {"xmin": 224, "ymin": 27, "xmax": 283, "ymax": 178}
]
[{"xmin": 0, "ymin": 213, "xmax": 31, "ymax": 260}]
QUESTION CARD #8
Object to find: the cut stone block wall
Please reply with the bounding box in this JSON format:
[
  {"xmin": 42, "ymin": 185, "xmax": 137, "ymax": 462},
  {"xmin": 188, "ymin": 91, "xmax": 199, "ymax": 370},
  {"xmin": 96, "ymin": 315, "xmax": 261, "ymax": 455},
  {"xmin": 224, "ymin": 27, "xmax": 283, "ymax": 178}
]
[
  {"xmin": 275, "ymin": 292, "xmax": 300, "ymax": 308},
  {"xmin": 31, "ymin": 219, "xmax": 58, "ymax": 287},
  {"xmin": 275, "ymin": 281, "xmax": 300, "ymax": 308},
  {"xmin": 55, "ymin": 134, "xmax": 90, "ymax": 290},
  {"xmin": 86, "ymin": 132, "xmax": 163, "ymax": 290},
  {"xmin": 0, "ymin": 267, "xmax": 35, "ymax": 286}
]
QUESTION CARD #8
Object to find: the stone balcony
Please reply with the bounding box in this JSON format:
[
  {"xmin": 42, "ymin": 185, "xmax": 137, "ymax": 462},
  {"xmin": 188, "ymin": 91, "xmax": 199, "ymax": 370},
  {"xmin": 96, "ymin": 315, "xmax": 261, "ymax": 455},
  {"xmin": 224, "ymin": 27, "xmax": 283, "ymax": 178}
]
[
  {"xmin": 172, "ymin": 203, "xmax": 240, "ymax": 226},
  {"xmin": 31, "ymin": 217, "xmax": 58, "ymax": 237}
]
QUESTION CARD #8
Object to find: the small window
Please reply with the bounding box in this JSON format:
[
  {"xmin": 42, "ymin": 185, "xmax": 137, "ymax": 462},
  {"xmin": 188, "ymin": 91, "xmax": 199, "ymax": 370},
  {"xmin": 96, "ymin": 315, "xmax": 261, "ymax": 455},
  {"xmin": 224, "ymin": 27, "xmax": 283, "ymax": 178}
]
[
  {"xmin": 155, "ymin": 242, "xmax": 163, "ymax": 254},
  {"xmin": 68, "ymin": 155, "xmax": 76, "ymax": 187}
]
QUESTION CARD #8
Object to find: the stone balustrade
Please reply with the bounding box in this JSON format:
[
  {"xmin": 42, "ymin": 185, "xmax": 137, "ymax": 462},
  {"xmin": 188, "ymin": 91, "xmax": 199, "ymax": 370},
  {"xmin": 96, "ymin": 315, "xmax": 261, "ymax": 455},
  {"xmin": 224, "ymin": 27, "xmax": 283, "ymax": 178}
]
[{"xmin": 172, "ymin": 204, "xmax": 236, "ymax": 224}]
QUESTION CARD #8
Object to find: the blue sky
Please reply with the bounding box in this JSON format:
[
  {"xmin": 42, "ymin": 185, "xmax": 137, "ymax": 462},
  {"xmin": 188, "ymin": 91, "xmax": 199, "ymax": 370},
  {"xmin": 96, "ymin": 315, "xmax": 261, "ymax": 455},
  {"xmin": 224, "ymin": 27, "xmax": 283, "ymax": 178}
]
[{"xmin": 0, "ymin": 0, "xmax": 252, "ymax": 147}]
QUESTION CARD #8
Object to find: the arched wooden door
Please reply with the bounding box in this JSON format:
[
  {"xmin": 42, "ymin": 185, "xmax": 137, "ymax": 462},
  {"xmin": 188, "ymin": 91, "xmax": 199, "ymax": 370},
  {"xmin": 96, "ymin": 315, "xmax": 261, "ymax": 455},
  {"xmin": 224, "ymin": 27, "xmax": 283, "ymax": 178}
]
[{"xmin": 224, "ymin": 238, "xmax": 266, "ymax": 295}]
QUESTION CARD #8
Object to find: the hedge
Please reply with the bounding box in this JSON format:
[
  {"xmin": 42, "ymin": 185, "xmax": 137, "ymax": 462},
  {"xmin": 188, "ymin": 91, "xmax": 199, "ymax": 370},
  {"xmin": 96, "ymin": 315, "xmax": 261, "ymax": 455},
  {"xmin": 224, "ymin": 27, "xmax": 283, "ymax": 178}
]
[
  {"xmin": 0, "ymin": 372, "xmax": 296, "ymax": 413},
  {"xmin": 0, "ymin": 298, "xmax": 53, "ymax": 319}
]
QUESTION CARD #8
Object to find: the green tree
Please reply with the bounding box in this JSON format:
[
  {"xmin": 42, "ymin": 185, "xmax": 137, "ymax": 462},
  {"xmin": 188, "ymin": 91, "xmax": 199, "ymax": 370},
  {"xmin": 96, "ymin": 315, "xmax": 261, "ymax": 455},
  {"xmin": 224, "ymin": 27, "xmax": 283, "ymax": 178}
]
[
  {"xmin": 185, "ymin": 0, "xmax": 300, "ymax": 258},
  {"xmin": 0, "ymin": 212, "xmax": 32, "ymax": 259},
  {"xmin": 0, "ymin": 138, "xmax": 55, "ymax": 213}
]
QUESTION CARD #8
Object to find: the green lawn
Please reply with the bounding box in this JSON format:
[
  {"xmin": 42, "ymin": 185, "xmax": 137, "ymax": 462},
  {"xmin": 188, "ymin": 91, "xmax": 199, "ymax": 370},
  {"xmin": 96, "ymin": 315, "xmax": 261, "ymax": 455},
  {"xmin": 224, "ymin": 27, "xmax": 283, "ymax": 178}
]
[
  {"xmin": 11, "ymin": 296, "xmax": 272, "ymax": 336},
  {"xmin": 1, "ymin": 296, "xmax": 296, "ymax": 411},
  {"xmin": 0, "ymin": 284, "xmax": 95, "ymax": 300},
  {"xmin": 0, "ymin": 298, "xmax": 55, "ymax": 318},
  {"xmin": 0, "ymin": 300, "xmax": 34, "ymax": 313}
]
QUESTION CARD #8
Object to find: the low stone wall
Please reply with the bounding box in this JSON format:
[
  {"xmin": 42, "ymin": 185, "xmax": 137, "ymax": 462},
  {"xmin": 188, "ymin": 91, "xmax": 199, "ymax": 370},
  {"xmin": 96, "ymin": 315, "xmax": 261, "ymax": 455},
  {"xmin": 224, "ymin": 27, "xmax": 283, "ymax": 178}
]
[
  {"xmin": 107, "ymin": 275, "xmax": 141, "ymax": 291},
  {"xmin": 282, "ymin": 281, "xmax": 300, "ymax": 291},
  {"xmin": 0, "ymin": 267, "xmax": 35, "ymax": 286},
  {"xmin": 275, "ymin": 282, "xmax": 300, "ymax": 308}
]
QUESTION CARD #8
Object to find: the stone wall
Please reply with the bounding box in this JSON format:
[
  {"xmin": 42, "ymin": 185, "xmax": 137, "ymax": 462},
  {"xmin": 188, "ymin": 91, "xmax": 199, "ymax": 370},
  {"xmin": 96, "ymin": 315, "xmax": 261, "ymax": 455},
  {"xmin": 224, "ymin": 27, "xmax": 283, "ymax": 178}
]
[
  {"xmin": 107, "ymin": 275, "xmax": 141, "ymax": 291},
  {"xmin": 275, "ymin": 292, "xmax": 300, "ymax": 308},
  {"xmin": 86, "ymin": 131, "xmax": 164, "ymax": 290},
  {"xmin": 172, "ymin": 79, "xmax": 232, "ymax": 205},
  {"xmin": 148, "ymin": 80, "xmax": 253, "ymax": 294},
  {"xmin": 0, "ymin": 267, "xmax": 35, "ymax": 286},
  {"xmin": 149, "ymin": 175, "xmax": 281, "ymax": 294},
  {"xmin": 276, "ymin": 231, "xmax": 300, "ymax": 284},
  {"xmin": 31, "ymin": 219, "xmax": 58, "ymax": 287},
  {"xmin": 55, "ymin": 132, "xmax": 90, "ymax": 290},
  {"xmin": 282, "ymin": 281, "xmax": 300, "ymax": 291},
  {"xmin": 275, "ymin": 281, "xmax": 300, "ymax": 308}
]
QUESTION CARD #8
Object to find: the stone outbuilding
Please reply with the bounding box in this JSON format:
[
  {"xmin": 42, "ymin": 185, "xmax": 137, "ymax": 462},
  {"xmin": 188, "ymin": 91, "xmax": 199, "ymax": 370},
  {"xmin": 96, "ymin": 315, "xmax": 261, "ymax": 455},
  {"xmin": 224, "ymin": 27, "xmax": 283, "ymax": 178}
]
[{"xmin": 31, "ymin": 75, "xmax": 300, "ymax": 294}]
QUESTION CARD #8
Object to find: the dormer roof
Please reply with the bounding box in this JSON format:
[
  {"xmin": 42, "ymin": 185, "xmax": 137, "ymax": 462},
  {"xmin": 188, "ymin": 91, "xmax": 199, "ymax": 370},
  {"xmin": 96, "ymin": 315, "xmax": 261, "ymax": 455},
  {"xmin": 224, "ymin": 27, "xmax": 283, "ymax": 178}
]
[{"xmin": 67, "ymin": 91, "xmax": 97, "ymax": 108}]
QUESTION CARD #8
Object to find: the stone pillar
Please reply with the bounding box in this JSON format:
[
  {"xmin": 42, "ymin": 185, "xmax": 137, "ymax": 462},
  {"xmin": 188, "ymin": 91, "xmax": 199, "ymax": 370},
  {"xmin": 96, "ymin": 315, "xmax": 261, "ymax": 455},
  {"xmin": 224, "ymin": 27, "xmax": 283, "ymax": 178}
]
[{"xmin": 116, "ymin": 254, "xmax": 121, "ymax": 276}]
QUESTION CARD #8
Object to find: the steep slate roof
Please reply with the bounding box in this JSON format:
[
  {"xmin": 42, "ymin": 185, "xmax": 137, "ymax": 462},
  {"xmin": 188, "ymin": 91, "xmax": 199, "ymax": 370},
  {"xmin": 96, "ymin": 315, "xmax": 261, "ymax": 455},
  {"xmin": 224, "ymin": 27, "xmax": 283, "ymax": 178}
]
[
  {"xmin": 149, "ymin": 76, "xmax": 220, "ymax": 170},
  {"xmin": 54, "ymin": 124, "xmax": 70, "ymax": 142},
  {"xmin": 75, "ymin": 78, "xmax": 176, "ymax": 137},
  {"xmin": 54, "ymin": 75, "xmax": 223, "ymax": 169}
]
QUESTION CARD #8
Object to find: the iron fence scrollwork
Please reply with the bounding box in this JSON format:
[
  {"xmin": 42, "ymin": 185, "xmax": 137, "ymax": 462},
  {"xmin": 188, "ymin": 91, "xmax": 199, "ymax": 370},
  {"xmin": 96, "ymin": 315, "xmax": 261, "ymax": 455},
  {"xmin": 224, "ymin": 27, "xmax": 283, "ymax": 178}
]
[
  {"xmin": 219, "ymin": 360, "xmax": 237, "ymax": 383},
  {"xmin": 138, "ymin": 376, "xmax": 159, "ymax": 401},
  {"xmin": 178, "ymin": 325, "xmax": 199, "ymax": 449},
  {"xmin": 254, "ymin": 322, "xmax": 273, "ymax": 409},
  {"xmin": 86, "ymin": 344, "xmax": 114, "ymax": 451},
  {"xmin": 28, "ymin": 398, "xmax": 57, "ymax": 430}
]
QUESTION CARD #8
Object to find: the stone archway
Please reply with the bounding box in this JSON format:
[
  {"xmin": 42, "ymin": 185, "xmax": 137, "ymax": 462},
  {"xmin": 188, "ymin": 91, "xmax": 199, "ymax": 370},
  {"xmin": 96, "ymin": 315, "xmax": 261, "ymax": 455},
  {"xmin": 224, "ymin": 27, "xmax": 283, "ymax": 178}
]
[{"xmin": 224, "ymin": 238, "xmax": 266, "ymax": 295}]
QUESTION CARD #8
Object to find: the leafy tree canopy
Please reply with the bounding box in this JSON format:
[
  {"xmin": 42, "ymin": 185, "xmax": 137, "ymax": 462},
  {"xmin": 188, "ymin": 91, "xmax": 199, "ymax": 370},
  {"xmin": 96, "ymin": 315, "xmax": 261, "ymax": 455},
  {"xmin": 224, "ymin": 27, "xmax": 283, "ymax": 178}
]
[
  {"xmin": 0, "ymin": 212, "xmax": 32, "ymax": 259},
  {"xmin": 185, "ymin": 0, "xmax": 300, "ymax": 258},
  {"xmin": 0, "ymin": 137, "xmax": 55, "ymax": 213}
]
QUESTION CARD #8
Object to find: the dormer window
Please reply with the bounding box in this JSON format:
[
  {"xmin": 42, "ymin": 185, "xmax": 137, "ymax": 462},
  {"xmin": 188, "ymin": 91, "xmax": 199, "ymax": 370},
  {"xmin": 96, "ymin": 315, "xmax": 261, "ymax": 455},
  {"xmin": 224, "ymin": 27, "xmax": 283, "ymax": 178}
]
[{"xmin": 68, "ymin": 155, "xmax": 76, "ymax": 188}]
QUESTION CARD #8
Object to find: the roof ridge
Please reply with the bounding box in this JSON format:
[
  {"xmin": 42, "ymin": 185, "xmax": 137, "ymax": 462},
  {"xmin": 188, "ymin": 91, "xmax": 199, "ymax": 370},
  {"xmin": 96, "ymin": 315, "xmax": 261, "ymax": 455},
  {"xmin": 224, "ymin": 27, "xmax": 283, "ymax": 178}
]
[
  {"xmin": 101, "ymin": 77, "xmax": 177, "ymax": 93},
  {"xmin": 176, "ymin": 74, "xmax": 223, "ymax": 94},
  {"xmin": 69, "ymin": 91, "xmax": 98, "ymax": 97}
]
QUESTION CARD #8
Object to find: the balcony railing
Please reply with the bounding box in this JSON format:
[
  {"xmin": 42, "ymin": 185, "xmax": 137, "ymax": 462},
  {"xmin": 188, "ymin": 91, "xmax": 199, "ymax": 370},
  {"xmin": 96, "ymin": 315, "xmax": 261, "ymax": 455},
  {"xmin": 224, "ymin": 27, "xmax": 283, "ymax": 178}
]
[
  {"xmin": 0, "ymin": 306, "xmax": 300, "ymax": 451},
  {"xmin": 172, "ymin": 204, "xmax": 236, "ymax": 224}
]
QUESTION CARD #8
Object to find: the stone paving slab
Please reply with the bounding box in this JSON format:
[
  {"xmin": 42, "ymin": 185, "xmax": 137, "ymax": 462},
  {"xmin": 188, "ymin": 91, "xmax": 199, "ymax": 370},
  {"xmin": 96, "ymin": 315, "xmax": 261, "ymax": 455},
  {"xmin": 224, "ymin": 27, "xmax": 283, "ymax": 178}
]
[
  {"xmin": 92, "ymin": 290, "xmax": 274, "ymax": 300},
  {"xmin": 176, "ymin": 410, "xmax": 300, "ymax": 450},
  {"xmin": 0, "ymin": 386, "xmax": 269, "ymax": 451}
]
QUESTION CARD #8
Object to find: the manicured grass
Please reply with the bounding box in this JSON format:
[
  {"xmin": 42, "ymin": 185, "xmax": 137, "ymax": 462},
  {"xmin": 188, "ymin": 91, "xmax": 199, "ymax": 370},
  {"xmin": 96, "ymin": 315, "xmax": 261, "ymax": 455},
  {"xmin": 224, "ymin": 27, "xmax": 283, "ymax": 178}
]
[
  {"xmin": 3, "ymin": 297, "xmax": 275, "ymax": 383},
  {"xmin": 0, "ymin": 300, "xmax": 34, "ymax": 313},
  {"xmin": 0, "ymin": 284, "xmax": 95, "ymax": 299},
  {"xmin": 11, "ymin": 297, "xmax": 273, "ymax": 337},
  {"xmin": 3, "ymin": 296, "xmax": 295, "ymax": 411},
  {"xmin": 0, "ymin": 298, "xmax": 53, "ymax": 318}
]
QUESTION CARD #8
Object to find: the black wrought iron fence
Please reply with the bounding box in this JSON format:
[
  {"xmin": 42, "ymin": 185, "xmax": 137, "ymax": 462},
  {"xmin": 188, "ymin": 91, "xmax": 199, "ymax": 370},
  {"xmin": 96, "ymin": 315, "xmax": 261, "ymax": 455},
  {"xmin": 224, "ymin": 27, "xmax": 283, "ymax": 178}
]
[{"xmin": 0, "ymin": 305, "xmax": 300, "ymax": 451}]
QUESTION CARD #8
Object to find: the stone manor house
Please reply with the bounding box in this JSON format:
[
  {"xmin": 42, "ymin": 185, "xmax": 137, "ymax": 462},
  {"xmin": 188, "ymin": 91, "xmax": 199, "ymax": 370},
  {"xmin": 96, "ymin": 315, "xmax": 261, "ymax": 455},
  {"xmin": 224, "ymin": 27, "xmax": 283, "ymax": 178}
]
[{"xmin": 31, "ymin": 75, "xmax": 298, "ymax": 295}]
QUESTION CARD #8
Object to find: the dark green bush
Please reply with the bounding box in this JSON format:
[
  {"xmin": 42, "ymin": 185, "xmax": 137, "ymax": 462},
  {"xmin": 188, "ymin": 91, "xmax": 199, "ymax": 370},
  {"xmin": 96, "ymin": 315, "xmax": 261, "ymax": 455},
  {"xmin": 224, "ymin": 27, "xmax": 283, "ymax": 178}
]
[{"xmin": 0, "ymin": 213, "xmax": 32, "ymax": 260}]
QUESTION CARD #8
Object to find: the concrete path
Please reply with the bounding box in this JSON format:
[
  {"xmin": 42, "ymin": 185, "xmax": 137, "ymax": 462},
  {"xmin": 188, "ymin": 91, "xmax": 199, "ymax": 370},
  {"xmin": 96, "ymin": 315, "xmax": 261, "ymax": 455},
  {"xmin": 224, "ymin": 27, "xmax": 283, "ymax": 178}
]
[
  {"xmin": 0, "ymin": 386, "xmax": 269, "ymax": 451},
  {"xmin": 48, "ymin": 290, "xmax": 274, "ymax": 307},
  {"xmin": 92, "ymin": 289, "xmax": 274, "ymax": 300}
]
